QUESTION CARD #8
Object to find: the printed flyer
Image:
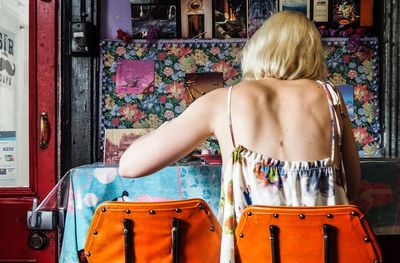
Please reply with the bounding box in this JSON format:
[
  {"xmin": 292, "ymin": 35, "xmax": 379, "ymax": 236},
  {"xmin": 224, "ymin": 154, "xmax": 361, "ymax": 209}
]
[{"xmin": 0, "ymin": 131, "xmax": 16, "ymax": 182}]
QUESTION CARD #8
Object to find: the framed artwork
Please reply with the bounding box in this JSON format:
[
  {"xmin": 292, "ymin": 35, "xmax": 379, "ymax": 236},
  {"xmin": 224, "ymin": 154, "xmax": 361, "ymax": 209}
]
[
  {"xmin": 188, "ymin": 14, "xmax": 205, "ymax": 38},
  {"xmin": 337, "ymin": 84, "xmax": 354, "ymax": 119},
  {"xmin": 313, "ymin": 0, "xmax": 331, "ymax": 23},
  {"xmin": 214, "ymin": 0, "xmax": 247, "ymax": 38},
  {"xmin": 130, "ymin": 0, "xmax": 181, "ymax": 39},
  {"xmin": 279, "ymin": 0, "xmax": 311, "ymax": 19},
  {"xmin": 115, "ymin": 59, "xmax": 155, "ymax": 94},
  {"xmin": 181, "ymin": 0, "xmax": 213, "ymax": 38},
  {"xmin": 248, "ymin": 0, "xmax": 277, "ymax": 37},
  {"xmin": 184, "ymin": 72, "xmax": 224, "ymax": 103},
  {"xmin": 333, "ymin": 0, "xmax": 360, "ymax": 26},
  {"xmin": 103, "ymin": 128, "xmax": 153, "ymax": 164}
]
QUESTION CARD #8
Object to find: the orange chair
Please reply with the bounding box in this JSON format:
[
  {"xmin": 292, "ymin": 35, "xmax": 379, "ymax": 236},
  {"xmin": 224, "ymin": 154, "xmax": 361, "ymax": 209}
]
[
  {"xmin": 235, "ymin": 205, "xmax": 383, "ymax": 263},
  {"xmin": 84, "ymin": 198, "xmax": 221, "ymax": 263}
]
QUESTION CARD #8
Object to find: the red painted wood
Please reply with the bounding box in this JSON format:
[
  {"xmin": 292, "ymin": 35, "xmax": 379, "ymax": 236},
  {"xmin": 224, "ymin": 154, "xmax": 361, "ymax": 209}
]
[{"xmin": 0, "ymin": 0, "xmax": 58, "ymax": 262}]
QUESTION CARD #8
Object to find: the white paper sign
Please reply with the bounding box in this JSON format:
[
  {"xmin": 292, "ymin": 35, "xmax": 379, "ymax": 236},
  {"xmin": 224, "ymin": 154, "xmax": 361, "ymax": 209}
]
[{"xmin": 0, "ymin": 131, "xmax": 16, "ymax": 180}]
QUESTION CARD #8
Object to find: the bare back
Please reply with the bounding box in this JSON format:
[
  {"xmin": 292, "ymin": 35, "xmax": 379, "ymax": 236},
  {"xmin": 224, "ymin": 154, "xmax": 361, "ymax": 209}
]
[{"xmin": 214, "ymin": 78, "xmax": 335, "ymax": 166}]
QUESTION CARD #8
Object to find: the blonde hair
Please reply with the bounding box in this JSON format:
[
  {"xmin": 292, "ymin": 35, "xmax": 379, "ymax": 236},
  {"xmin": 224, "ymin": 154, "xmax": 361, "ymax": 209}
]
[{"xmin": 240, "ymin": 11, "xmax": 327, "ymax": 81}]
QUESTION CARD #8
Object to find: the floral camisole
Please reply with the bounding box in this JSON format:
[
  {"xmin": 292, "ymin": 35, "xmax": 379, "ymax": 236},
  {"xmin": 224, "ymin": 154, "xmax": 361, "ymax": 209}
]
[{"xmin": 218, "ymin": 81, "xmax": 349, "ymax": 262}]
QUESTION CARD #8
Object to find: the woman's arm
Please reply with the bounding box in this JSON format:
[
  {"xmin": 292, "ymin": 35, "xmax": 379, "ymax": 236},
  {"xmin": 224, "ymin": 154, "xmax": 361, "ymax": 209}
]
[{"xmin": 118, "ymin": 89, "xmax": 223, "ymax": 178}]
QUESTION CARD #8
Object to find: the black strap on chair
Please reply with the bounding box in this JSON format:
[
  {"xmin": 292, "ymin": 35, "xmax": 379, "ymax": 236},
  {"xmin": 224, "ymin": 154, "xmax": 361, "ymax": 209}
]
[
  {"xmin": 123, "ymin": 219, "xmax": 133, "ymax": 263},
  {"xmin": 269, "ymin": 225, "xmax": 280, "ymax": 263},
  {"xmin": 323, "ymin": 224, "xmax": 331, "ymax": 263},
  {"xmin": 172, "ymin": 218, "xmax": 180, "ymax": 263}
]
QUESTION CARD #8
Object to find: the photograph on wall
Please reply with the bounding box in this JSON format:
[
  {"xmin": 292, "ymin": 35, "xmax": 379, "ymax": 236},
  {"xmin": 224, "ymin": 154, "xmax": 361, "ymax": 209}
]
[
  {"xmin": 214, "ymin": 0, "xmax": 247, "ymax": 38},
  {"xmin": 181, "ymin": 0, "xmax": 213, "ymax": 38},
  {"xmin": 279, "ymin": 0, "xmax": 310, "ymax": 19},
  {"xmin": 103, "ymin": 128, "xmax": 153, "ymax": 164},
  {"xmin": 333, "ymin": 0, "xmax": 360, "ymax": 26},
  {"xmin": 184, "ymin": 72, "xmax": 224, "ymax": 103},
  {"xmin": 248, "ymin": 0, "xmax": 277, "ymax": 37},
  {"xmin": 131, "ymin": 0, "xmax": 181, "ymax": 39},
  {"xmin": 188, "ymin": 14, "xmax": 205, "ymax": 38},
  {"xmin": 313, "ymin": 0, "xmax": 330, "ymax": 23},
  {"xmin": 338, "ymin": 84, "xmax": 354, "ymax": 119},
  {"xmin": 115, "ymin": 59, "xmax": 155, "ymax": 94}
]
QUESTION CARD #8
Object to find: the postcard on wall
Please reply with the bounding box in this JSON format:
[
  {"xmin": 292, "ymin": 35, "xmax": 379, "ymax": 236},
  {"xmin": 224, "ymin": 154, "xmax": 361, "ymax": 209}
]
[
  {"xmin": 184, "ymin": 72, "xmax": 224, "ymax": 103},
  {"xmin": 115, "ymin": 59, "xmax": 155, "ymax": 94},
  {"xmin": 214, "ymin": 0, "xmax": 247, "ymax": 38},
  {"xmin": 248, "ymin": 0, "xmax": 277, "ymax": 37},
  {"xmin": 333, "ymin": 0, "xmax": 360, "ymax": 26},
  {"xmin": 131, "ymin": 0, "xmax": 181, "ymax": 39},
  {"xmin": 279, "ymin": 0, "xmax": 311, "ymax": 19},
  {"xmin": 181, "ymin": 0, "xmax": 213, "ymax": 38},
  {"xmin": 104, "ymin": 128, "xmax": 153, "ymax": 164},
  {"xmin": 313, "ymin": 0, "xmax": 330, "ymax": 23},
  {"xmin": 338, "ymin": 84, "xmax": 354, "ymax": 119}
]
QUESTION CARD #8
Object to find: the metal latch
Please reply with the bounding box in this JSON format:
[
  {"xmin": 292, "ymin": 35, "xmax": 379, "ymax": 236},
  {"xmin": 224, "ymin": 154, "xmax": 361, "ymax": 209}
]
[{"xmin": 27, "ymin": 197, "xmax": 65, "ymax": 230}]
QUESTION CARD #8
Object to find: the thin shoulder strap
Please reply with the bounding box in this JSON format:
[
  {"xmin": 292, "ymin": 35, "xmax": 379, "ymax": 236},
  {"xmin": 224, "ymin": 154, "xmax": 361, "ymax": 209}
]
[
  {"xmin": 318, "ymin": 81, "xmax": 341, "ymax": 162},
  {"xmin": 321, "ymin": 81, "xmax": 347, "ymax": 192},
  {"xmin": 227, "ymin": 86, "xmax": 236, "ymax": 148}
]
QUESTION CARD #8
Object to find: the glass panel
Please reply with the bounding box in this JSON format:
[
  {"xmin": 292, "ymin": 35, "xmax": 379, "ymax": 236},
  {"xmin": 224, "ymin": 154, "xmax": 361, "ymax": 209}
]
[{"xmin": 0, "ymin": 0, "xmax": 29, "ymax": 187}]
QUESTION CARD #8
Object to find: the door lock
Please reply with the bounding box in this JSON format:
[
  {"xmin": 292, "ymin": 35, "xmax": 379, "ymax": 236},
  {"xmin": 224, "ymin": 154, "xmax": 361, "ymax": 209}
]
[{"xmin": 28, "ymin": 231, "xmax": 49, "ymax": 250}]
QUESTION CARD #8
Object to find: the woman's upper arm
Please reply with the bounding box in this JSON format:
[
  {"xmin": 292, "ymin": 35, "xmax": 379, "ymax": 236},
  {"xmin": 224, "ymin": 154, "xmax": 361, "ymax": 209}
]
[{"xmin": 119, "ymin": 89, "xmax": 225, "ymax": 178}]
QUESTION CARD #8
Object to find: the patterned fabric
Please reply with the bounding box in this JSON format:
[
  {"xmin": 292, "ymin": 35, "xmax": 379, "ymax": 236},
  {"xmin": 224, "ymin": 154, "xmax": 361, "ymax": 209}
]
[
  {"xmin": 218, "ymin": 83, "xmax": 349, "ymax": 262},
  {"xmin": 58, "ymin": 163, "xmax": 221, "ymax": 263}
]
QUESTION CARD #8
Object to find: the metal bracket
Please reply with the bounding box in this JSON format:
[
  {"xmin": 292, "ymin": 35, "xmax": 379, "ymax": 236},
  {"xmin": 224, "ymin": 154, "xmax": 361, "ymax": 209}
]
[{"xmin": 27, "ymin": 197, "xmax": 65, "ymax": 230}]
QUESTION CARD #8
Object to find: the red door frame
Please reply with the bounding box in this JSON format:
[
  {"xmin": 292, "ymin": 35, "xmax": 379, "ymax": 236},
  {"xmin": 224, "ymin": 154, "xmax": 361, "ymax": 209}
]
[{"xmin": 0, "ymin": 0, "xmax": 58, "ymax": 261}]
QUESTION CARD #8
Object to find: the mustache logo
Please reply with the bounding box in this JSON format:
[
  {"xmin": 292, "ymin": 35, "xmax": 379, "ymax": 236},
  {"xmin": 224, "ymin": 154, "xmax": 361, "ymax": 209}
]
[{"xmin": 0, "ymin": 56, "xmax": 16, "ymax": 76}]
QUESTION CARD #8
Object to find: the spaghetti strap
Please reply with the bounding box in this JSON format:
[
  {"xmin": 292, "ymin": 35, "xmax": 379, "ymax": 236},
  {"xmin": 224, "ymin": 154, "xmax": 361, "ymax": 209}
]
[
  {"xmin": 227, "ymin": 86, "xmax": 236, "ymax": 148},
  {"xmin": 318, "ymin": 81, "xmax": 339, "ymax": 162}
]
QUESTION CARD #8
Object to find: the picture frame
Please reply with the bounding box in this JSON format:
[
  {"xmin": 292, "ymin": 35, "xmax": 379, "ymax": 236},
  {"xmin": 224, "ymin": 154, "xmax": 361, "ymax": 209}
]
[
  {"xmin": 130, "ymin": 0, "xmax": 181, "ymax": 39},
  {"xmin": 184, "ymin": 72, "xmax": 224, "ymax": 104},
  {"xmin": 213, "ymin": 0, "xmax": 247, "ymax": 38},
  {"xmin": 332, "ymin": 0, "xmax": 360, "ymax": 26},
  {"xmin": 312, "ymin": 0, "xmax": 331, "ymax": 24},
  {"xmin": 278, "ymin": 0, "xmax": 311, "ymax": 19},
  {"xmin": 181, "ymin": 0, "xmax": 213, "ymax": 38},
  {"xmin": 115, "ymin": 59, "xmax": 155, "ymax": 94},
  {"xmin": 247, "ymin": 0, "xmax": 278, "ymax": 37},
  {"xmin": 103, "ymin": 128, "xmax": 153, "ymax": 164}
]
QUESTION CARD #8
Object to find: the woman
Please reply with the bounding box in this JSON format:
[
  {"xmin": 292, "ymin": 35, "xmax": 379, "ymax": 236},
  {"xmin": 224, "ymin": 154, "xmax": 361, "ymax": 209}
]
[{"xmin": 119, "ymin": 11, "xmax": 360, "ymax": 262}]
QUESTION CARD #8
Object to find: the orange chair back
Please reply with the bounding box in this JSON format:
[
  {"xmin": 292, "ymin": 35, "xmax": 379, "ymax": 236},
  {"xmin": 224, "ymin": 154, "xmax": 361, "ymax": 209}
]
[
  {"xmin": 84, "ymin": 198, "xmax": 221, "ymax": 263},
  {"xmin": 235, "ymin": 205, "xmax": 383, "ymax": 263}
]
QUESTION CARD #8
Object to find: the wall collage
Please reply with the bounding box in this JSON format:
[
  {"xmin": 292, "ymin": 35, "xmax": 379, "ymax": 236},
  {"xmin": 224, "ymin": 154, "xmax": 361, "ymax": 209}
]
[{"xmin": 100, "ymin": 0, "xmax": 380, "ymax": 163}]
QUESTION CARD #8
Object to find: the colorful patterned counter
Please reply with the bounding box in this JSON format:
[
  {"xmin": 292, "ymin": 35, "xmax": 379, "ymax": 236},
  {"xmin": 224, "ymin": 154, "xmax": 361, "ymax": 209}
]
[{"xmin": 57, "ymin": 163, "xmax": 221, "ymax": 263}]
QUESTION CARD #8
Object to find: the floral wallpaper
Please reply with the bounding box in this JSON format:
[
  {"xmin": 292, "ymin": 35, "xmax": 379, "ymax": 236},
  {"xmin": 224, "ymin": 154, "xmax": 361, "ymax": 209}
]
[
  {"xmin": 100, "ymin": 39, "xmax": 245, "ymax": 153},
  {"xmin": 324, "ymin": 37, "xmax": 381, "ymax": 157},
  {"xmin": 100, "ymin": 37, "xmax": 381, "ymax": 157}
]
